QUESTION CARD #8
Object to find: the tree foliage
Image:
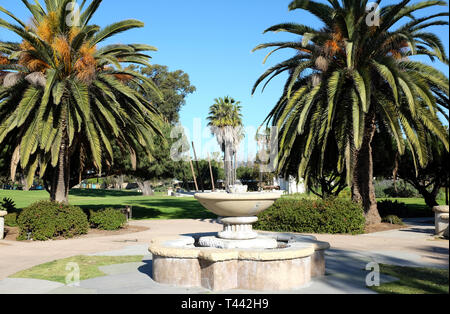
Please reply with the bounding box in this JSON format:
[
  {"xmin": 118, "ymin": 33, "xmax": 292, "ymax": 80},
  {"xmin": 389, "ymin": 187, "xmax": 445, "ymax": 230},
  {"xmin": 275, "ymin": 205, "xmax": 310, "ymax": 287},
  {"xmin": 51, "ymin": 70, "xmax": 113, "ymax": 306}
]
[
  {"xmin": 0, "ymin": 0, "xmax": 163, "ymax": 202},
  {"xmin": 253, "ymin": 0, "xmax": 449, "ymax": 223}
]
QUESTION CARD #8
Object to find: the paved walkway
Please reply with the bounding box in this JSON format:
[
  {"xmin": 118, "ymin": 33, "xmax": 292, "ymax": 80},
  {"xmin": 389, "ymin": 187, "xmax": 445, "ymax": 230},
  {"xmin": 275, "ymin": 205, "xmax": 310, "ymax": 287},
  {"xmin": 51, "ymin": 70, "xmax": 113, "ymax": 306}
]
[{"xmin": 0, "ymin": 218, "xmax": 448, "ymax": 294}]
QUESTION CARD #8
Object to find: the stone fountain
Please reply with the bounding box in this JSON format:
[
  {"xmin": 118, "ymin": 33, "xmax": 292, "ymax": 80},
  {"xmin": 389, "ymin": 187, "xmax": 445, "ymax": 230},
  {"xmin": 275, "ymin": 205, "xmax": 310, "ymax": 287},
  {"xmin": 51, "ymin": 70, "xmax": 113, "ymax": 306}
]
[{"xmin": 149, "ymin": 191, "xmax": 330, "ymax": 291}]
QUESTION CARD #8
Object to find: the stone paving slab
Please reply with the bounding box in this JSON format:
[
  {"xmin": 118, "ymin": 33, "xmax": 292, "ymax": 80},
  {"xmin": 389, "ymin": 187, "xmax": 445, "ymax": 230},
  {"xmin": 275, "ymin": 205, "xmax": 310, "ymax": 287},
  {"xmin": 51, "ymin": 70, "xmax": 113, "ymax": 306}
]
[
  {"xmin": 0, "ymin": 278, "xmax": 64, "ymax": 294},
  {"xmin": 0, "ymin": 219, "xmax": 447, "ymax": 294},
  {"xmin": 88, "ymin": 245, "xmax": 151, "ymax": 257}
]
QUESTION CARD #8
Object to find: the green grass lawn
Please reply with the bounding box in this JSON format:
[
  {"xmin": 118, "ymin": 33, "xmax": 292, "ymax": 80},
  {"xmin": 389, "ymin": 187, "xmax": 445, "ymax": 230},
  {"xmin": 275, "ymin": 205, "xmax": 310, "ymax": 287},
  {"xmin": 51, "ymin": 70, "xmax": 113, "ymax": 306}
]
[
  {"xmin": 378, "ymin": 197, "xmax": 447, "ymax": 218},
  {"xmin": 10, "ymin": 255, "xmax": 144, "ymax": 284},
  {"xmin": 1, "ymin": 189, "xmax": 445, "ymax": 220},
  {"xmin": 370, "ymin": 264, "xmax": 449, "ymax": 294},
  {"xmin": 0, "ymin": 189, "xmax": 216, "ymax": 220}
]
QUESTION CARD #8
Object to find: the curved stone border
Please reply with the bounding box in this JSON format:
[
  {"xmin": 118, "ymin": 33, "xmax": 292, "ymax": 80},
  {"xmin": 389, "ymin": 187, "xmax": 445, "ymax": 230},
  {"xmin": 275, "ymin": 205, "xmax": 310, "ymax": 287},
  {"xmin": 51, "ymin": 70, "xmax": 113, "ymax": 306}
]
[
  {"xmin": 0, "ymin": 211, "xmax": 7, "ymax": 240},
  {"xmin": 434, "ymin": 206, "xmax": 449, "ymax": 238},
  {"xmin": 149, "ymin": 233, "xmax": 330, "ymax": 291}
]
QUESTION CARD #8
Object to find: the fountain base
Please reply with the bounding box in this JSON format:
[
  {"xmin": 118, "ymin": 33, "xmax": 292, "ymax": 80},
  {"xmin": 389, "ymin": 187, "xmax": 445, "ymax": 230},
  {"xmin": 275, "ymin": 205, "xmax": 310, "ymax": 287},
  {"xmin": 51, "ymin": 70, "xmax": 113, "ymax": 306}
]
[{"xmin": 149, "ymin": 232, "xmax": 330, "ymax": 291}]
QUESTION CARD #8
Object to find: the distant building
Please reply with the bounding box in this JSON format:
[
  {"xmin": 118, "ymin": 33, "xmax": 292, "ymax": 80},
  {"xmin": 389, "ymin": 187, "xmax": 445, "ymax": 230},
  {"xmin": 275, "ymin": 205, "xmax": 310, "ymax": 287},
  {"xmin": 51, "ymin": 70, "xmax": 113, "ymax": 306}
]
[{"xmin": 275, "ymin": 176, "xmax": 306, "ymax": 194}]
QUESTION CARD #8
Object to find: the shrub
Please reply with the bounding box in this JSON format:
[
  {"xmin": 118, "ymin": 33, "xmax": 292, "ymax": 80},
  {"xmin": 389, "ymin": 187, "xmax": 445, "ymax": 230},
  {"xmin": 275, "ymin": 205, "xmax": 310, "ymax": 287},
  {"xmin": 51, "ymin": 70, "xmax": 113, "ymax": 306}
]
[
  {"xmin": 4, "ymin": 213, "xmax": 18, "ymax": 227},
  {"xmin": 383, "ymin": 186, "xmax": 417, "ymax": 198},
  {"xmin": 255, "ymin": 197, "xmax": 365, "ymax": 235},
  {"xmin": 377, "ymin": 200, "xmax": 409, "ymax": 218},
  {"xmin": 374, "ymin": 180, "xmax": 420, "ymax": 198},
  {"xmin": 17, "ymin": 201, "xmax": 89, "ymax": 241},
  {"xmin": 337, "ymin": 188, "xmax": 352, "ymax": 199},
  {"xmin": 89, "ymin": 208, "xmax": 127, "ymax": 230},
  {"xmin": 382, "ymin": 215, "xmax": 404, "ymax": 225},
  {"xmin": 374, "ymin": 180, "xmax": 391, "ymax": 198}
]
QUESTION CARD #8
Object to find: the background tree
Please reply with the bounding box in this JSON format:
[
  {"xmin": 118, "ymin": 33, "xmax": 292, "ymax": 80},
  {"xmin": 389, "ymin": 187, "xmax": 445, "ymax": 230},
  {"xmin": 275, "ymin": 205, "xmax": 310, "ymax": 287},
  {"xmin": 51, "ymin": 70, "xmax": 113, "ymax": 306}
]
[
  {"xmin": 110, "ymin": 65, "xmax": 196, "ymax": 195},
  {"xmin": 0, "ymin": 0, "xmax": 163, "ymax": 203},
  {"xmin": 371, "ymin": 124, "xmax": 449, "ymax": 208},
  {"xmin": 134, "ymin": 65, "xmax": 196, "ymax": 123},
  {"xmin": 207, "ymin": 96, "xmax": 244, "ymax": 189},
  {"xmin": 253, "ymin": 0, "xmax": 449, "ymax": 224},
  {"xmin": 397, "ymin": 133, "xmax": 449, "ymax": 208}
]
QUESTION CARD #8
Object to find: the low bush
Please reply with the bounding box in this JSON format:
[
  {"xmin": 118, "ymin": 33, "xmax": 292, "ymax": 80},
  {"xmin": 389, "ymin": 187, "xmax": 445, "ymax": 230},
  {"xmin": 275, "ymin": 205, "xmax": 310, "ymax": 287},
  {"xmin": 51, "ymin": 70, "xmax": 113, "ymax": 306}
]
[
  {"xmin": 383, "ymin": 186, "xmax": 417, "ymax": 198},
  {"xmin": 255, "ymin": 197, "xmax": 365, "ymax": 235},
  {"xmin": 337, "ymin": 188, "xmax": 352, "ymax": 199},
  {"xmin": 382, "ymin": 215, "xmax": 404, "ymax": 225},
  {"xmin": 1, "ymin": 197, "xmax": 19, "ymax": 227},
  {"xmin": 4, "ymin": 213, "xmax": 18, "ymax": 227},
  {"xmin": 374, "ymin": 180, "xmax": 392, "ymax": 198},
  {"xmin": 374, "ymin": 180, "xmax": 420, "ymax": 198},
  {"xmin": 17, "ymin": 201, "xmax": 89, "ymax": 241},
  {"xmin": 89, "ymin": 208, "xmax": 127, "ymax": 230},
  {"xmin": 377, "ymin": 200, "xmax": 409, "ymax": 218}
]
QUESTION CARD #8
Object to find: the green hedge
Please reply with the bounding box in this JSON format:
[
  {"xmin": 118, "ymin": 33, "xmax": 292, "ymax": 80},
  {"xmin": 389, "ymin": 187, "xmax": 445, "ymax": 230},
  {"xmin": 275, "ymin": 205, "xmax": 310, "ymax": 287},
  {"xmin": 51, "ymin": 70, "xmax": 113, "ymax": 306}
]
[
  {"xmin": 17, "ymin": 201, "xmax": 89, "ymax": 241},
  {"xmin": 89, "ymin": 208, "xmax": 127, "ymax": 230},
  {"xmin": 255, "ymin": 198, "xmax": 365, "ymax": 235},
  {"xmin": 4, "ymin": 213, "xmax": 18, "ymax": 227}
]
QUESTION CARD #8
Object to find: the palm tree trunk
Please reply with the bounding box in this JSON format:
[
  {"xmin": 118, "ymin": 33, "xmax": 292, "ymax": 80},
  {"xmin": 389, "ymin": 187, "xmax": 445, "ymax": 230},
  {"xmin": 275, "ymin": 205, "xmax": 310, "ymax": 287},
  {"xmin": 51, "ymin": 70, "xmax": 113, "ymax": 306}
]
[
  {"xmin": 352, "ymin": 110, "xmax": 381, "ymax": 225},
  {"xmin": 51, "ymin": 134, "xmax": 70, "ymax": 204},
  {"xmin": 137, "ymin": 180, "xmax": 154, "ymax": 196},
  {"xmin": 224, "ymin": 140, "xmax": 233, "ymax": 190}
]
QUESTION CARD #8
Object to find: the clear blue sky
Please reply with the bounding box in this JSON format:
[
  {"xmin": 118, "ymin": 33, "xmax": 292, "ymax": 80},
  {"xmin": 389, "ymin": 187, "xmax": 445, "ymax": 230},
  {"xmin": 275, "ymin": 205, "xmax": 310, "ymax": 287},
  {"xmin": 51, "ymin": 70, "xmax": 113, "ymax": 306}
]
[{"xmin": 1, "ymin": 0, "xmax": 448, "ymax": 161}]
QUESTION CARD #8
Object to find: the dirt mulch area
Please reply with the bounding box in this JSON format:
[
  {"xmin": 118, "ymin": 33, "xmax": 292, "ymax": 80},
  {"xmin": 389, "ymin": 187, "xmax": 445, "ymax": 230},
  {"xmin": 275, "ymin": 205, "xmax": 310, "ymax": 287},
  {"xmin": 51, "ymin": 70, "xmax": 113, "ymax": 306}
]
[
  {"xmin": 3, "ymin": 224, "xmax": 149, "ymax": 242},
  {"xmin": 364, "ymin": 223, "xmax": 406, "ymax": 234},
  {"xmin": 4, "ymin": 227, "xmax": 19, "ymax": 241}
]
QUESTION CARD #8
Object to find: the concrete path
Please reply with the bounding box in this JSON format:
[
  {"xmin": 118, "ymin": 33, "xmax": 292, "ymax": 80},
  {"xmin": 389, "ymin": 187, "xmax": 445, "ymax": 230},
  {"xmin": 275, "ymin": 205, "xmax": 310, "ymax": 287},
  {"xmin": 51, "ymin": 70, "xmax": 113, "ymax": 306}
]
[{"xmin": 0, "ymin": 218, "xmax": 448, "ymax": 294}]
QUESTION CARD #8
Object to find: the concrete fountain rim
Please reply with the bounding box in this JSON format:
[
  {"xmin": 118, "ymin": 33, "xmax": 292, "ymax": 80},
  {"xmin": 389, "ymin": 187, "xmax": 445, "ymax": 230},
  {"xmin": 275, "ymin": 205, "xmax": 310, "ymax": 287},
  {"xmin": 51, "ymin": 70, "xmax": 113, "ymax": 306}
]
[
  {"xmin": 148, "ymin": 233, "xmax": 330, "ymax": 263},
  {"xmin": 194, "ymin": 192, "xmax": 283, "ymax": 201}
]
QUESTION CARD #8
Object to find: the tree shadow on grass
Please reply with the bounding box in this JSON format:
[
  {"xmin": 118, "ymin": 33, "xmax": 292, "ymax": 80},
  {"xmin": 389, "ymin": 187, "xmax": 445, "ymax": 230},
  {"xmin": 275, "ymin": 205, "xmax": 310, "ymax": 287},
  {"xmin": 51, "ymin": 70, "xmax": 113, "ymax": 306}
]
[
  {"xmin": 128, "ymin": 199, "xmax": 217, "ymax": 220},
  {"xmin": 70, "ymin": 189, "xmax": 142, "ymax": 198},
  {"xmin": 77, "ymin": 198, "xmax": 217, "ymax": 220},
  {"xmin": 403, "ymin": 204, "xmax": 434, "ymax": 218},
  {"xmin": 77, "ymin": 204, "xmax": 163, "ymax": 219}
]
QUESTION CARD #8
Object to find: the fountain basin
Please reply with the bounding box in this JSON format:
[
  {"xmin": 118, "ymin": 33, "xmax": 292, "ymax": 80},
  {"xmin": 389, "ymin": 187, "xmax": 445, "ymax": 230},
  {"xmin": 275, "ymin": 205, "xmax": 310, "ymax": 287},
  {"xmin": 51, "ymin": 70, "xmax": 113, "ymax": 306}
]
[
  {"xmin": 195, "ymin": 192, "xmax": 282, "ymax": 240},
  {"xmin": 194, "ymin": 192, "xmax": 281, "ymax": 217},
  {"xmin": 149, "ymin": 232, "xmax": 330, "ymax": 291}
]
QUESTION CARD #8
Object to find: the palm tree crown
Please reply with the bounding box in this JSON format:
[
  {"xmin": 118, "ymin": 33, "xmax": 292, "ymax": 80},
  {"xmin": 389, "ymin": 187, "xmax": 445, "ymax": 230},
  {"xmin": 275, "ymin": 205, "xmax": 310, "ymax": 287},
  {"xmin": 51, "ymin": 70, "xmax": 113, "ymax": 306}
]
[
  {"xmin": 253, "ymin": 0, "xmax": 449, "ymax": 224},
  {"xmin": 0, "ymin": 0, "xmax": 163, "ymax": 202}
]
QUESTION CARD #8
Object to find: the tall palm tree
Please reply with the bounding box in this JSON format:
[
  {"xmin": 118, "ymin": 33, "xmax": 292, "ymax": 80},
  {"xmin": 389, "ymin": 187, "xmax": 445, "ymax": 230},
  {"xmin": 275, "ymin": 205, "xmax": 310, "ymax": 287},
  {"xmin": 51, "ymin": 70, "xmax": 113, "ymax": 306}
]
[
  {"xmin": 207, "ymin": 96, "xmax": 244, "ymax": 190},
  {"xmin": 253, "ymin": 0, "xmax": 449, "ymax": 224},
  {"xmin": 0, "ymin": 0, "xmax": 163, "ymax": 203}
]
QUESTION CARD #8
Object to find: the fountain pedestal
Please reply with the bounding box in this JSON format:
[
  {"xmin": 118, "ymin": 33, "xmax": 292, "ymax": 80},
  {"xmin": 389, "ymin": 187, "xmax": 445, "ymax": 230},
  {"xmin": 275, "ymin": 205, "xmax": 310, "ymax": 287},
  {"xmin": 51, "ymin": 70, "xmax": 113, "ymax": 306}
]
[
  {"xmin": 200, "ymin": 216, "xmax": 278, "ymax": 249},
  {"xmin": 218, "ymin": 217, "xmax": 258, "ymax": 240}
]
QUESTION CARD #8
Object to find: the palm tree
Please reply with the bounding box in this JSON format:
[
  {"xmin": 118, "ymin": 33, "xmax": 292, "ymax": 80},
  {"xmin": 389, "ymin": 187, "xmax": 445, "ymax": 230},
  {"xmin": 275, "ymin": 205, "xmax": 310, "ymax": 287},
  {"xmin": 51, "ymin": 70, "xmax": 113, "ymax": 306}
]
[
  {"xmin": 253, "ymin": 0, "xmax": 449, "ymax": 224},
  {"xmin": 0, "ymin": 0, "xmax": 163, "ymax": 203},
  {"xmin": 207, "ymin": 96, "xmax": 244, "ymax": 190}
]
